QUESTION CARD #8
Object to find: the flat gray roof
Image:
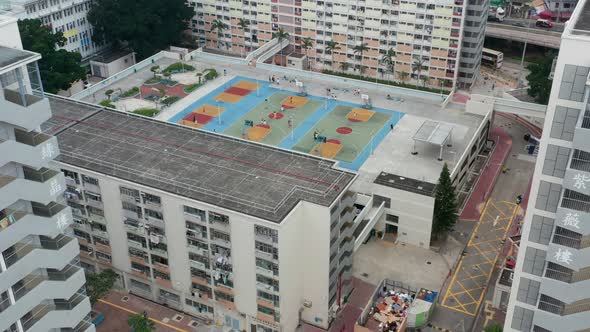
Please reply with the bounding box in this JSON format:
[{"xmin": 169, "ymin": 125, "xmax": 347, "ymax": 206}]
[
  {"xmin": 373, "ymin": 171, "xmax": 436, "ymax": 197},
  {"xmin": 0, "ymin": 46, "xmax": 39, "ymax": 72},
  {"xmin": 43, "ymin": 97, "xmax": 355, "ymax": 223},
  {"xmin": 413, "ymin": 120, "xmax": 453, "ymax": 146}
]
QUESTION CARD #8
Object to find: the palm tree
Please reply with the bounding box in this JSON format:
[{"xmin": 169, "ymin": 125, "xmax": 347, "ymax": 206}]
[
  {"xmin": 380, "ymin": 48, "xmax": 396, "ymax": 81},
  {"xmin": 324, "ymin": 40, "xmax": 340, "ymax": 70},
  {"xmin": 211, "ymin": 19, "xmax": 228, "ymax": 49},
  {"xmin": 128, "ymin": 313, "xmax": 155, "ymax": 332},
  {"xmin": 301, "ymin": 37, "xmax": 314, "ymax": 70},
  {"xmin": 237, "ymin": 18, "xmax": 250, "ymax": 57},
  {"xmin": 339, "ymin": 62, "xmax": 350, "ymax": 72},
  {"xmin": 352, "ymin": 43, "xmax": 369, "ymax": 75},
  {"xmin": 398, "ymin": 71, "xmax": 409, "ymax": 82},
  {"xmin": 412, "ymin": 58, "xmax": 426, "ymax": 86},
  {"xmin": 272, "ymin": 27, "xmax": 290, "ymax": 66}
]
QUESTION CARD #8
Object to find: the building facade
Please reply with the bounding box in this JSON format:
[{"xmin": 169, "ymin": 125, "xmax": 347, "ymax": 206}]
[
  {"xmin": 0, "ymin": 15, "xmax": 93, "ymax": 332},
  {"xmin": 189, "ymin": 0, "xmax": 485, "ymax": 89},
  {"xmin": 44, "ymin": 97, "xmax": 357, "ymax": 332},
  {"xmin": 504, "ymin": 1, "xmax": 590, "ymax": 331},
  {"xmin": 8, "ymin": 0, "xmax": 107, "ymax": 60}
]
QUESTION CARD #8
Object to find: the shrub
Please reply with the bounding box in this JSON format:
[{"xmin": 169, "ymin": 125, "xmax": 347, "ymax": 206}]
[
  {"xmin": 120, "ymin": 86, "xmax": 140, "ymax": 98},
  {"xmin": 204, "ymin": 68, "xmax": 218, "ymax": 80},
  {"xmin": 184, "ymin": 83, "xmax": 202, "ymax": 93},
  {"xmin": 99, "ymin": 100, "xmax": 115, "ymax": 108},
  {"xmin": 144, "ymin": 77, "xmax": 161, "ymax": 85},
  {"xmin": 133, "ymin": 108, "xmax": 159, "ymax": 117},
  {"xmin": 161, "ymin": 96, "xmax": 180, "ymax": 106},
  {"xmin": 163, "ymin": 62, "xmax": 195, "ymax": 74},
  {"xmin": 105, "ymin": 89, "xmax": 114, "ymax": 99},
  {"xmin": 321, "ymin": 70, "xmax": 450, "ymax": 94}
]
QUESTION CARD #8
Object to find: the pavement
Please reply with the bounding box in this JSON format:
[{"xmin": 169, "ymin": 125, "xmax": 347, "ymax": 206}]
[
  {"xmin": 94, "ymin": 290, "xmax": 203, "ymax": 332},
  {"xmin": 423, "ymin": 115, "xmax": 536, "ymax": 332}
]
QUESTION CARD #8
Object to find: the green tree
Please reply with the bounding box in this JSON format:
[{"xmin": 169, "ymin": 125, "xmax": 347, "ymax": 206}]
[
  {"xmin": 353, "ymin": 43, "xmax": 369, "ymax": 75},
  {"xmin": 339, "ymin": 62, "xmax": 350, "ymax": 72},
  {"xmin": 484, "ymin": 324, "xmax": 503, "ymax": 332},
  {"xmin": 211, "ymin": 19, "xmax": 229, "ymax": 49},
  {"xmin": 272, "ymin": 27, "xmax": 290, "ymax": 66},
  {"xmin": 128, "ymin": 313, "xmax": 155, "ymax": 332},
  {"xmin": 398, "ymin": 71, "xmax": 409, "ymax": 82},
  {"xmin": 301, "ymin": 37, "xmax": 314, "ymax": 70},
  {"xmin": 105, "ymin": 89, "xmax": 114, "ymax": 100},
  {"xmin": 325, "ymin": 40, "xmax": 340, "ymax": 69},
  {"xmin": 150, "ymin": 65, "xmax": 159, "ymax": 78},
  {"xmin": 86, "ymin": 269, "xmax": 118, "ymax": 305},
  {"xmin": 88, "ymin": 0, "xmax": 193, "ymax": 59},
  {"xmin": 526, "ymin": 52, "xmax": 555, "ymax": 105},
  {"xmin": 18, "ymin": 19, "xmax": 86, "ymax": 94},
  {"xmin": 412, "ymin": 58, "xmax": 426, "ymax": 86},
  {"xmin": 432, "ymin": 163, "xmax": 458, "ymax": 239},
  {"xmin": 380, "ymin": 48, "xmax": 396, "ymax": 80}
]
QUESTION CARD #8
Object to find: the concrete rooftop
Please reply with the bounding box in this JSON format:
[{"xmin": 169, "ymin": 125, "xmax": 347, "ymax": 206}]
[{"xmin": 42, "ymin": 96, "xmax": 355, "ymax": 223}]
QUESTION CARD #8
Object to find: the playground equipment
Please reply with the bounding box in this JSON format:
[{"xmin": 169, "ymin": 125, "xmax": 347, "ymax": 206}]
[
  {"xmin": 361, "ymin": 94, "xmax": 372, "ymax": 109},
  {"xmin": 296, "ymin": 80, "xmax": 308, "ymax": 97}
]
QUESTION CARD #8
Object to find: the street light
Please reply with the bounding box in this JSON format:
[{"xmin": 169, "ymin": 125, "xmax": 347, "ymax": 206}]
[{"xmin": 518, "ymin": 10, "xmax": 534, "ymax": 88}]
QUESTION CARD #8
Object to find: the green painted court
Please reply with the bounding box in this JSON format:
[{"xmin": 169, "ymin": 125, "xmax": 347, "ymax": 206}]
[
  {"xmin": 291, "ymin": 105, "xmax": 392, "ymax": 163},
  {"xmin": 223, "ymin": 92, "xmax": 324, "ymax": 146}
]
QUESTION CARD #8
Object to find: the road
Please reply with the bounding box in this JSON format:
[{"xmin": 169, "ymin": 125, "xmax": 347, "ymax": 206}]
[
  {"xmin": 486, "ymin": 23, "xmax": 562, "ymax": 49},
  {"xmin": 493, "ymin": 17, "xmax": 565, "ymax": 32},
  {"xmin": 424, "ymin": 116, "xmax": 536, "ymax": 332}
]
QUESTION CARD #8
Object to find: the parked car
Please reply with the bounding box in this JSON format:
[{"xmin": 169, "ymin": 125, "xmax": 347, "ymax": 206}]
[{"xmin": 535, "ymin": 19, "xmax": 553, "ymax": 28}]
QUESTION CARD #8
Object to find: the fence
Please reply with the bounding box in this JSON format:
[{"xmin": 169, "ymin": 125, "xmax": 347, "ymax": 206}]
[
  {"xmin": 71, "ymin": 51, "xmax": 176, "ymax": 100},
  {"xmin": 357, "ymin": 279, "xmax": 419, "ymax": 326},
  {"xmin": 255, "ymin": 62, "xmax": 445, "ymax": 102}
]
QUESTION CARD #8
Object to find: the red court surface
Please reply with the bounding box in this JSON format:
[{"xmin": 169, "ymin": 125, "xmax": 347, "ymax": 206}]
[
  {"xmin": 94, "ymin": 290, "xmax": 196, "ymax": 332},
  {"xmin": 257, "ymin": 123, "xmax": 271, "ymax": 129},
  {"xmin": 460, "ymin": 127, "xmax": 513, "ymax": 221},
  {"xmin": 282, "ymin": 104, "xmax": 296, "ymax": 109},
  {"xmin": 225, "ymin": 86, "xmax": 252, "ymax": 96},
  {"xmin": 348, "ymin": 118, "xmax": 362, "ymax": 123},
  {"xmin": 183, "ymin": 112, "xmax": 214, "ymax": 125},
  {"xmin": 336, "ymin": 127, "xmax": 353, "ymax": 134},
  {"xmin": 452, "ymin": 93, "xmax": 471, "ymax": 104},
  {"xmin": 327, "ymin": 139, "xmax": 341, "ymax": 144},
  {"xmin": 141, "ymin": 83, "xmax": 188, "ymax": 99},
  {"xmin": 269, "ymin": 112, "xmax": 284, "ymax": 119},
  {"xmin": 303, "ymin": 278, "xmax": 376, "ymax": 332}
]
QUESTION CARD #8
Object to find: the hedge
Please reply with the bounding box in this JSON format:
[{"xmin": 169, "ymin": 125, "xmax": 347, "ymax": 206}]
[
  {"xmin": 161, "ymin": 96, "xmax": 181, "ymax": 106},
  {"xmin": 184, "ymin": 83, "xmax": 202, "ymax": 93},
  {"xmin": 133, "ymin": 108, "xmax": 159, "ymax": 117},
  {"xmin": 120, "ymin": 86, "xmax": 140, "ymax": 98},
  {"xmin": 204, "ymin": 68, "xmax": 218, "ymax": 80},
  {"xmin": 163, "ymin": 62, "xmax": 195, "ymax": 74},
  {"xmin": 321, "ymin": 70, "xmax": 450, "ymax": 94},
  {"xmin": 99, "ymin": 100, "xmax": 115, "ymax": 108}
]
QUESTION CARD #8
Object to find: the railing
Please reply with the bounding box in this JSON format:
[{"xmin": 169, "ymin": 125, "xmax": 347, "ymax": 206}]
[
  {"xmin": 14, "ymin": 128, "xmax": 51, "ymax": 146},
  {"xmin": 561, "ymin": 190, "xmax": 590, "ymax": 213},
  {"xmin": 21, "ymin": 292, "xmax": 87, "ymax": 331},
  {"xmin": 4, "ymin": 235, "xmax": 73, "ymax": 268},
  {"xmin": 3, "ymin": 88, "xmax": 43, "ymax": 108},
  {"xmin": 582, "ymin": 109, "xmax": 590, "ymax": 129},
  {"xmin": 570, "ymin": 150, "xmax": 590, "ymax": 172},
  {"xmin": 13, "ymin": 264, "xmax": 80, "ymax": 301}
]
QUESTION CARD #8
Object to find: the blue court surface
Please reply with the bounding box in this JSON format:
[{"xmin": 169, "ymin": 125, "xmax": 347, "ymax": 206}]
[{"xmin": 168, "ymin": 76, "xmax": 404, "ymax": 170}]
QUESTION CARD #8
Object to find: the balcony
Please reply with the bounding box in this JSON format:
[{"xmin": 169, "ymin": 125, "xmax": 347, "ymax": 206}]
[
  {"xmin": 152, "ymin": 262, "xmax": 170, "ymax": 274},
  {"xmin": 564, "ymin": 150, "xmax": 590, "ymax": 196},
  {"xmin": 574, "ymin": 107, "xmax": 590, "ymax": 151},
  {"xmin": 129, "ymin": 254, "xmax": 148, "ymax": 266},
  {"xmin": 256, "ymin": 282, "xmax": 279, "ymax": 294},
  {"xmin": 190, "ymin": 259, "xmax": 209, "ymax": 271},
  {"xmin": 127, "ymin": 239, "xmax": 146, "ymax": 251},
  {"xmin": 1, "ymin": 235, "xmax": 78, "ymax": 287},
  {"xmin": 0, "ymin": 203, "xmax": 71, "ymax": 252},
  {"xmin": 546, "ymin": 241, "xmax": 590, "ymax": 271},
  {"xmin": 188, "ymin": 244, "xmax": 209, "ymax": 257},
  {"xmin": 0, "ymin": 134, "xmax": 59, "ymax": 169},
  {"xmin": 191, "ymin": 274, "xmax": 211, "ymax": 287},
  {"xmin": 0, "ymin": 168, "xmax": 65, "ymax": 208},
  {"xmin": 130, "ymin": 268, "xmax": 150, "ymax": 280},
  {"xmin": 557, "ymin": 190, "xmax": 590, "ymax": 235},
  {"xmin": 0, "ymin": 90, "xmax": 51, "ymax": 131},
  {"xmin": 255, "ymin": 249, "xmax": 278, "ymax": 262},
  {"xmin": 185, "ymin": 212, "xmax": 207, "ymax": 225},
  {"xmin": 0, "ymin": 266, "xmax": 85, "ymax": 332},
  {"xmin": 155, "ymin": 277, "xmax": 172, "ymax": 289},
  {"xmin": 22, "ymin": 293, "xmax": 91, "ymax": 332}
]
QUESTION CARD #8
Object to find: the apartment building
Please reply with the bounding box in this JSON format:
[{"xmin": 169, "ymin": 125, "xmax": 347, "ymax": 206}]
[
  {"xmin": 504, "ymin": 1, "xmax": 590, "ymax": 331},
  {"xmin": 0, "ymin": 15, "xmax": 93, "ymax": 332},
  {"xmin": 42, "ymin": 96, "xmax": 357, "ymax": 332},
  {"xmin": 6, "ymin": 0, "xmax": 106, "ymax": 60},
  {"xmin": 190, "ymin": 0, "xmax": 485, "ymax": 89}
]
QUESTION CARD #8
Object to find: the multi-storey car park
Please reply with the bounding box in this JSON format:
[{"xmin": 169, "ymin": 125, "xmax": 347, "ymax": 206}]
[
  {"xmin": 0, "ymin": 15, "xmax": 93, "ymax": 332},
  {"xmin": 189, "ymin": 0, "xmax": 487, "ymax": 89},
  {"xmin": 504, "ymin": 0, "xmax": 590, "ymax": 331}
]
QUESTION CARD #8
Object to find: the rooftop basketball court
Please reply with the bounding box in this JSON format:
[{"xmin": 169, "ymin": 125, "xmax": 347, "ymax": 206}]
[{"xmin": 168, "ymin": 76, "xmax": 404, "ymax": 170}]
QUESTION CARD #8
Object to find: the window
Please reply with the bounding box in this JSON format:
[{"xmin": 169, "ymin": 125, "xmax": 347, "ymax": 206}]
[
  {"xmin": 214, "ymin": 290, "xmax": 234, "ymax": 302},
  {"xmin": 120, "ymin": 186, "xmax": 139, "ymax": 198},
  {"xmin": 96, "ymin": 251, "xmax": 111, "ymax": 262},
  {"xmin": 255, "ymin": 241, "xmax": 278, "ymax": 259},
  {"xmin": 93, "ymin": 236, "xmax": 109, "ymax": 246},
  {"xmin": 256, "ymin": 258, "xmax": 279, "ymax": 275},
  {"xmin": 86, "ymin": 206, "xmax": 104, "ymax": 217},
  {"xmin": 122, "ymin": 202, "xmax": 142, "ymax": 213},
  {"xmin": 184, "ymin": 206, "xmax": 206, "ymax": 220},
  {"xmin": 209, "ymin": 211, "xmax": 229, "ymax": 224},
  {"xmin": 559, "ymin": 64, "xmax": 589, "ymax": 102},
  {"xmin": 185, "ymin": 298, "xmax": 213, "ymax": 313},
  {"xmin": 82, "ymin": 175, "xmax": 98, "ymax": 186},
  {"xmin": 255, "ymin": 225, "xmax": 278, "ymax": 243},
  {"xmin": 256, "ymin": 274, "xmax": 279, "ymax": 291},
  {"xmin": 145, "ymin": 208, "xmax": 163, "ymax": 220},
  {"xmin": 85, "ymin": 191, "xmax": 102, "ymax": 202},
  {"xmin": 386, "ymin": 214, "xmax": 399, "ymax": 223},
  {"xmin": 142, "ymin": 193, "xmax": 161, "ymax": 205},
  {"xmin": 550, "ymin": 106, "xmax": 579, "ymax": 141}
]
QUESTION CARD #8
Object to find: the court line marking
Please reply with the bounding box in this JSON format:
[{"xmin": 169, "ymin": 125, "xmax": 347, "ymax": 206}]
[{"xmin": 98, "ymin": 299, "xmax": 188, "ymax": 332}]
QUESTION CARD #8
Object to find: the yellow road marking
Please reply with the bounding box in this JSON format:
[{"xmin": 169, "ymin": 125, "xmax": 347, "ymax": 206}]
[
  {"xmin": 454, "ymin": 280, "xmax": 478, "ymax": 302},
  {"xmin": 98, "ymin": 299, "xmax": 188, "ymax": 332}
]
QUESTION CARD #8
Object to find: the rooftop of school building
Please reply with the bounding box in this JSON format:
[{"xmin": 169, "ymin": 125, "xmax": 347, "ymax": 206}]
[
  {"xmin": 74, "ymin": 52, "xmax": 486, "ymax": 193},
  {"xmin": 42, "ymin": 96, "xmax": 355, "ymax": 223}
]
